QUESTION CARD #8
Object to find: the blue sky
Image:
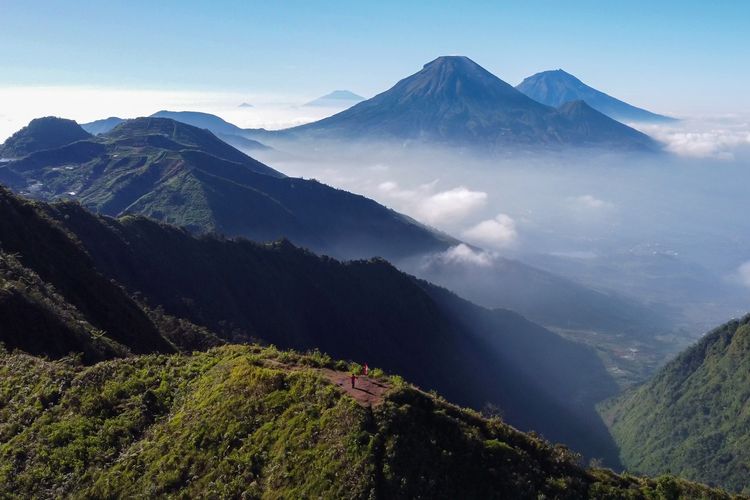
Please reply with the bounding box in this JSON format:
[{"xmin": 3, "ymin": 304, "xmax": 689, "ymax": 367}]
[{"xmin": 0, "ymin": 1, "xmax": 748, "ymax": 114}]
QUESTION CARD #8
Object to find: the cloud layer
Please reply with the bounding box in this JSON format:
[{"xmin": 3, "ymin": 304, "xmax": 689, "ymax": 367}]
[
  {"xmin": 425, "ymin": 244, "xmax": 495, "ymax": 268},
  {"xmin": 636, "ymin": 116, "xmax": 750, "ymax": 159},
  {"xmin": 570, "ymin": 194, "xmax": 613, "ymax": 210},
  {"xmin": 462, "ymin": 214, "xmax": 518, "ymax": 249},
  {"xmin": 378, "ymin": 181, "xmax": 487, "ymax": 225},
  {"xmin": 737, "ymin": 261, "xmax": 750, "ymax": 288}
]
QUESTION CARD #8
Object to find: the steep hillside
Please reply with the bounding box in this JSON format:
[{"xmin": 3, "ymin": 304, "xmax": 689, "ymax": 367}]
[
  {"xmin": 0, "ymin": 251, "xmax": 130, "ymax": 361},
  {"xmin": 601, "ymin": 315, "xmax": 750, "ymax": 493},
  {"xmin": 0, "ymin": 345, "xmax": 741, "ymax": 499},
  {"xmin": 51, "ymin": 202, "xmax": 621, "ymax": 462},
  {"xmin": 0, "ymin": 187, "xmax": 618, "ymax": 462},
  {"xmin": 0, "ymin": 186, "xmax": 177, "ymax": 359},
  {"xmin": 517, "ymin": 69, "xmax": 676, "ymax": 123},
  {"xmin": 0, "ymin": 117, "xmax": 91, "ymax": 158},
  {"xmin": 0, "ymin": 117, "xmax": 455, "ymax": 260},
  {"xmin": 272, "ymin": 56, "xmax": 660, "ymax": 151}
]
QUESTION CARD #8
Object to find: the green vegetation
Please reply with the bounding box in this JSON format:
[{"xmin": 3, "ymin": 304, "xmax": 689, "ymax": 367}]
[
  {"xmin": 0, "ymin": 345, "xmax": 742, "ymax": 499},
  {"xmin": 0, "ymin": 185, "xmax": 621, "ymax": 463},
  {"xmin": 0, "ymin": 116, "xmax": 455, "ymax": 260},
  {"xmin": 0, "ymin": 251, "xmax": 129, "ymax": 361},
  {"xmin": 0, "ymin": 116, "xmax": 90, "ymax": 158},
  {"xmin": 601, "ymin": 315, "xmax": 750, "ymax": 494}
]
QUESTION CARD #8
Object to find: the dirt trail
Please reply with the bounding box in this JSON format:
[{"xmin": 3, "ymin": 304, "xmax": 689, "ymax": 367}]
[
  {"xmin": 260, "ymin": 359, "xmax": 391, "ymax": 407},
  {"xmin": 321, "ymin": 369, "xmax": 390, "ymax": 407}
]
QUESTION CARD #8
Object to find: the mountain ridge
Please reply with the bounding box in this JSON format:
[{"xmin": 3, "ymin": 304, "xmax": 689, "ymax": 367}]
[
  {"xmin": 0, "ymin": 117, "xmax": 91, "ymax": 158},
  {"xmin": 0, "ymin": 185, "xmax": 622, "ymax": 463},
  {"xmin": 1, "ymin": 116, "xmax": 456, "ymax": 261},
  {"xmin": 272, "ymin": 56, "xmax": 660, "ymax": 151},
  {"xmin": 517, "ymin": 69, "xmax": 676, "ymax": 123},
  {"xmin": 601, "ymin": 314, "xmax": 750, "ymax": 493},
  {"xmin": 0, "ymin": 344, "xmax": 738, "ymax": 498}
]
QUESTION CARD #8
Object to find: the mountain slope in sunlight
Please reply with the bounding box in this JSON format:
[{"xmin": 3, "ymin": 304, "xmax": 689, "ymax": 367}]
[
  {"xmin": 0, "ymin": 345, "xmax": 738, "ymax": 499},
  {"xmin": 601, "ymin": 315, "xmax": 750, "ymax": 494}
]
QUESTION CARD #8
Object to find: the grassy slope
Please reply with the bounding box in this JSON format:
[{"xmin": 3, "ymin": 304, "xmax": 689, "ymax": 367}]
[
  {"xmin": 0, "ymin": 186, "xmax": 622, "ymax": 463},
  {"xmin": 601, "ymin": 315, "xmax": 750, "ymax": 494},
  {"xmin": 36, "ymin": 199, "xmax": 622, "ymax": 464},
  {"xmin": 0, "ymin": 345, "xmax": 742, "ymax": 499}
]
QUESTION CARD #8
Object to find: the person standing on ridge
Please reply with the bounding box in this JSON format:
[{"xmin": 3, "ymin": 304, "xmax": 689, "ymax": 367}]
[
  {"xmin": 364, "ymin": 363, "xmax": 369, "ymax": 376},
  {"xmin": 350, "ymin": 373, "xmax": 357, "ymax": 389}
]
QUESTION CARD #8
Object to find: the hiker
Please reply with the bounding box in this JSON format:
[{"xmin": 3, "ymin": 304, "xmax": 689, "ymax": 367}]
[
  {"xmin": 364, "ymin": 363, "xmax": 369, "ymax": 376},
  {"xmin": 350, "ymin": 373, "xmax": 357, "ymax": 388}
]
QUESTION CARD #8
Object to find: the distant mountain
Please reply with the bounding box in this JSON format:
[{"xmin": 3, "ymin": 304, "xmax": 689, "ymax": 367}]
[
  {"xmin": 81, "ymin": 116, "xmax": 125, "ymax": 135},
  {"xmin": 277, "ymin": 56, "xmax": 659, "ymax": 151},
  {"xmin": 554, "ymin": 100, "xmax": 663, "ymax": 147},
  {"xmin": 150, "ymin": 111, "xmax": 271, "ymax": 150},
  {"xmin": 517, "ymin": 69, "xmax": 676, "ymax": 123},
  {"xmin": 0, "ymin": 117, "xmax": 455, "ymax": 260},
  {"xmin": 0, "ymin": 345, "xmax": 733, "ymax": 498},
  {"xmin": 83, "ymin": 112, "xmax": 271, "ymax": 151},
  {"xmin": 0, "ymin": 117, "xmax": 91, "ymax": 158},
  {"xmin": 150, "ymin": 110, "xmax": 247, "ymax": 136},
  {"xmin": 217, "ymin": 133, "xmax": 270, "ymax": 151},
  {"xmin": 238, "ymin": 102, "xmax": 254, "ymax": 108},
  {"xmin": 601, "ymin": 314, "xmax": 750, "ymax": 494},
  {"xmin": 303, "ymin": 90, "xmax": 365, "ymax": 107},
  {"xmin": 0, "ymin": 186, "xmax": 621, "ymax": 463}
]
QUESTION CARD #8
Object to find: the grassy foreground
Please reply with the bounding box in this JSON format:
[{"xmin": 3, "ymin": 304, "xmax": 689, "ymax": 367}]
[{"xmin": 0, "ymin": 344, "xmax": 744, "ymax": 499}]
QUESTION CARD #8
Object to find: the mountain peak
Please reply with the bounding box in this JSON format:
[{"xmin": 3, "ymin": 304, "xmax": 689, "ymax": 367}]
[
  {"xmin": 385, "ymin": 55, "xmax": 525, "ymax": 106},
  {"xmin": 517, "ymin": 69, "xmax": 675, "ymax": 123},
  {"xmin": 322, "ymin": 90, "xmax": 363, "ymax": 100},
  {"xmin": 419, "ymin": 55, "xmax": 499, "ymax": 81},
  {"xmin": 0, "ymin": 116, "xmax": 91, "ymax": 158},
  {"xmin": 282, "ymin": 57, "xmax": 659, "ymax": 151},
  {"xmin": 102, "ymin": 116, "xmax": 284, "ymax": 177},
  {"xmin": 422, "ymin": 55, "xmax": 476, "ymax": 69},
  {"xmin": 556, "ymin": 99, "xmax": 591, "ymax": 113},
  {"xmin": 303, "ymin": 90, "xmax": 364, "ymax": 107}
]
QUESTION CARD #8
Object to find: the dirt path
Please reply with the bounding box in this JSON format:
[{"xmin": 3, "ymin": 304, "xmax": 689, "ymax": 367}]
[
  {"xmin": 320, "ymin": 369, "xmax": 390, "ymax": 407},
  {"xmin": 260, "ymin": 359, "xmax": 391, "ymax": 407}
]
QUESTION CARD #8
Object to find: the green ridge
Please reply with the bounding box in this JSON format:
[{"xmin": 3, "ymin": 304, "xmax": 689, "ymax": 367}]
[
  {"xmin": 0, "ymin": 345, "xmax": 741, "ymax": 499},
  {"xmin": 601, "ymin": 315, "xmax": 750, "ymax": 493}
]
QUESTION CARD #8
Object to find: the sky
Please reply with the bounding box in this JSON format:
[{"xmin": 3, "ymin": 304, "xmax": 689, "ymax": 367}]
[{"xmin": 0, "ymin": 0, "xmax": 748, "ymax": 120}]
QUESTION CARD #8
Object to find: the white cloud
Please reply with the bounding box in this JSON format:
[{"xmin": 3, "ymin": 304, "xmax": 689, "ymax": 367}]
[
  {"xmin": 416, "ymin": 187, "xmax": 487, "ymax": 224},
  {"xmin": 570, "ymin": 194, "xmax": 613, "ymax": 210},
  {"xmin": 462, "ymin": 213, "xmax": 518, "ymax": 249},
  {"xmin": 737, "ymin": 261, "xmax": 750, "ymax": 288},
  {"xmin": 0, "ymin": 85, "xmax": 343, "ymax": 142},
  {"xmin": 428, "ymin": 244, "xmax": 494, "ymax": 267},
  {"xmin": 636, "ymin": 116, "xmax": 750, "ymax": 159},
  {"xmin": 377, "ymin": 180, "xmax": 487, "ymax": 225}
]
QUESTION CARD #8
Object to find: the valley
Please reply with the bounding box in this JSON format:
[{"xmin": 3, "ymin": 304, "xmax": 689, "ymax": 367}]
[{"xmin": 1, "ymin": 4, "xmax": 749, "ymax": 495}]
